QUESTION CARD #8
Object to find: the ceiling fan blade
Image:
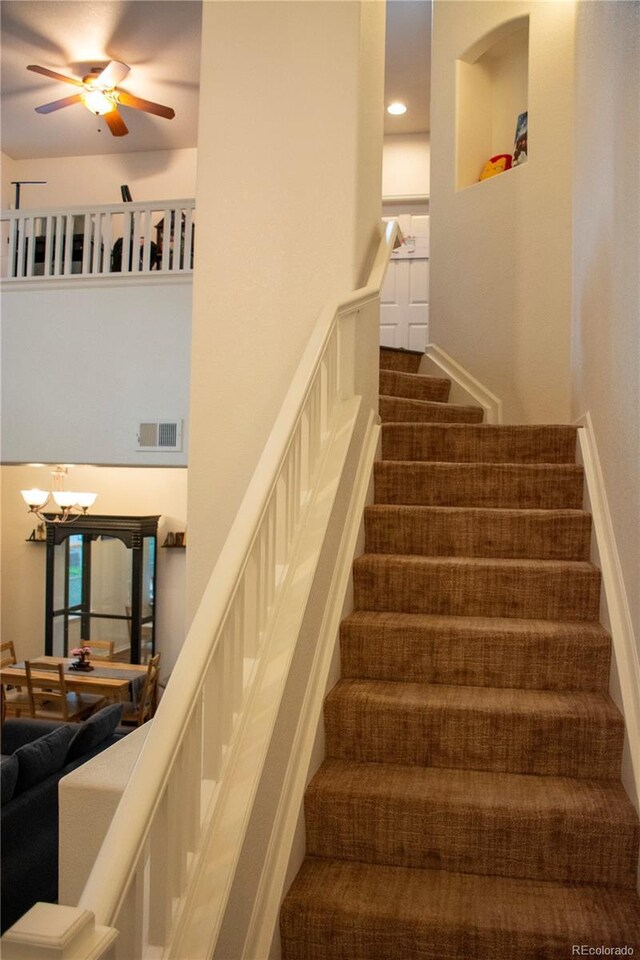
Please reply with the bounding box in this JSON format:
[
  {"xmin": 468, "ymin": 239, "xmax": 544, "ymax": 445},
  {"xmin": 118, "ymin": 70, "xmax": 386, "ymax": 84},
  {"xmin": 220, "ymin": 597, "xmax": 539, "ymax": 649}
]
[
  {"xmin": 116, "ymin": 90, "xmax": 175, "ymax": 120},
  {"xmin": 27, "ymin": 64, "xmax": 84, "ymax": 88},
  {"xmin": 103, "ymin": 108, "xmax": 129, "ymax": 137},
  {"xmin": 35, "ymin": 94, "xmax": 84, "ymax": 114},
  {"xmin": 95, "ymin": 60, "xmax": 130, "ymax": 88}
]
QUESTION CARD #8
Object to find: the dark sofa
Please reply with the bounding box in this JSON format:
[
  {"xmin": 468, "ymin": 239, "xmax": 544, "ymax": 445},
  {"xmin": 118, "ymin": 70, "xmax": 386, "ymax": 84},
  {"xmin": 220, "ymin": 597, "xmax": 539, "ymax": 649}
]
[{"xmin": 0, "ymin": 703, "xmax": 124, "ymax": 933}]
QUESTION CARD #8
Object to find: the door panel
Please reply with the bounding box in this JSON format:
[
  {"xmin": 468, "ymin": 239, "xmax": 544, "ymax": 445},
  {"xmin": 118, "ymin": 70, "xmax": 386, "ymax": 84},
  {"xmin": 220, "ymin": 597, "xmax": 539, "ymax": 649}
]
[{"xmin": 380, "ymin": 212, "xmax": 430, "ymax": 352}]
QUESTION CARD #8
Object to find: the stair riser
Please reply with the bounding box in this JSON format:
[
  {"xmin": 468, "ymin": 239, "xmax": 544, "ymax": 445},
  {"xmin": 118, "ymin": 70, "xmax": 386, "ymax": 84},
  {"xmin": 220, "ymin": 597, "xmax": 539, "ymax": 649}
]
[
  {"xmin": 379, "ymin": 397, "xmax": 483, "ymax": 424},
  {"xmin": 379, "ymin": 369, "xmax": 450, "ymax": 403},
  {"xmin": 374, "ymin": 462, "xmax": 585, "ymax": 509},
  {"xmin": 324, "ymin": 697, "xmax": 623, "ymax": 779},
  {"xmin": 339, "ymin": 631, "xmax": 611, "ymax": 691},
  {"xmin": 305, "ymin": 790, "xmax": 639, "ymax": 887},
  {"xmin": 364, "ymin": 509, "xmax": 592, "ymax": 560},
  {"xmin": 381, "ymin": 424, "xmax": 577, "ymax": 463},
  {"xmin": 353, "ymin": 559, "xmax": 601, "ymax": 621},
  {"xmin": 379, "ymin": 348, "xmax": 422, "ymax": 373}
]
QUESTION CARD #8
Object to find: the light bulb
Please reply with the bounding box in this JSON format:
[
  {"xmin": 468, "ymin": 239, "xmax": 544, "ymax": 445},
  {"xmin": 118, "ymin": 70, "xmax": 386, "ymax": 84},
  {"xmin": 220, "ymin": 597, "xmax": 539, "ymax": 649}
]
[
  {"xmin": 387, "ymin": 102, "xmax": 407, "ymax": 116},
  {"xmin": 82, "ymin": 89, "xmax": 115, "ymax": 116}
]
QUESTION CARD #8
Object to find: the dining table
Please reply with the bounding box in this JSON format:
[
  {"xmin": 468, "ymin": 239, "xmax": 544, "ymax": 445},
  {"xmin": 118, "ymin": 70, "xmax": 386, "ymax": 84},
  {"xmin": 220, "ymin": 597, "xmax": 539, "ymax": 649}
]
[{"xmin": 1, "ymin": 656, "xmax": 148, "ymax": 705}]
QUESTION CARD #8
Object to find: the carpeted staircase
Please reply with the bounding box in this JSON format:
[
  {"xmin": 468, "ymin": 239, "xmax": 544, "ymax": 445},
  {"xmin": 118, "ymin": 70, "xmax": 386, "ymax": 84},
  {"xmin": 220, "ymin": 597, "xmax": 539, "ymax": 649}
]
[{"xmin": 280, "ymin": 346, "xmax": 640, "ymax": 959}]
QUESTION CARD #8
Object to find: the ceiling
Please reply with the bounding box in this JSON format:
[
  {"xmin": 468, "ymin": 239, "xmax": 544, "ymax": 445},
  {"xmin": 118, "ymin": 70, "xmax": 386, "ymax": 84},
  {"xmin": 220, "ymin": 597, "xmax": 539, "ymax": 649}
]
[{"xmin": 0, "ymin": 0, "xmax": 430, "ymax": 161}]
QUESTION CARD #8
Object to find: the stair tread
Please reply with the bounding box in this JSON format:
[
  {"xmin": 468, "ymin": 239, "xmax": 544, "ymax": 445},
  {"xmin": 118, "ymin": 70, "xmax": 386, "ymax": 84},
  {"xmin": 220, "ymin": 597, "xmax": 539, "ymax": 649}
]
[
  {"xmin": 340, "ymin": 611, "xmax": 611, "ymax": 691},
  {"xmin": 379, "ymin": 369, "xmax": 450, "ymax": 387},
  {"xmin": 281, "ymin": 858, "xmax": 640, "ymax": 958},
  {"xmin": 306, "ymin": 761, "xmax": 639, "ymax": 886},
  {"xmin": 309, "ymin": 759, "xmax": 637, "ymax": 819},
  {"xmin": 379, "ymin": 396, "xmax": 481, "ymax": 414},
  {"xmin": 342, "ymin": 609, "xmax": 610, "ymax": 639},
  {"xmin": 381, "ymin": 422, "xmax": 578, "ymax": 463},
  {"xmin": 379, "ymin": 370, "xmax": 451, "ymax": 400},
  {"xmin": 326, "ymin": 678, "xmax": 622, "ymax": 721},
  {"xmin": 380, "ymin": 396, "xmax": 484, "ymax": 423},
  {"xmin": 374, "ymin": 460, "xmax": 585, "ymax": 508},
  {"xmin": 364, "ymin": 506, "xmax": 592, "ymax": 561},
  {"xmin": 355, "ymin": 553, "xmax": 598, "ymax": 570}
]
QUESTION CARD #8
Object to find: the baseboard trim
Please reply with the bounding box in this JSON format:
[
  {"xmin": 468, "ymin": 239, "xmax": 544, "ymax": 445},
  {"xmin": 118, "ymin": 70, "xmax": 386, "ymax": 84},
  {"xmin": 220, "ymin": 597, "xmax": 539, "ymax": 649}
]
[
  {"xmin": 576, "ymin": 412, "xmax": 640, "ymax": 813},
  {"xmin": 241, "ymin": 411, "xmax": 380, "ymax": 960},
  {"xmin": 422, "ymin": 343, "xmax": 503, "ymax": 423}
]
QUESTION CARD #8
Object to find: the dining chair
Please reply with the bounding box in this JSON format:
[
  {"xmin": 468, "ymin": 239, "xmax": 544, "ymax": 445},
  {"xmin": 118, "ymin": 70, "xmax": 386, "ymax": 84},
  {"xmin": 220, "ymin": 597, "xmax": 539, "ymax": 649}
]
[
  {"xmin": 25, "ymin": 661, "xmax": 106, "ymax": 722},
  {"xmin": 0, "ymin": 640, "xmax": 31, "ymax": 719},
  {"xmin": 86, "ymin": 639, "xmax": 115, "ymax": 661},
  {"xmin": 120, "ymin": 653, "xmax": 161, "ymax": 727}
]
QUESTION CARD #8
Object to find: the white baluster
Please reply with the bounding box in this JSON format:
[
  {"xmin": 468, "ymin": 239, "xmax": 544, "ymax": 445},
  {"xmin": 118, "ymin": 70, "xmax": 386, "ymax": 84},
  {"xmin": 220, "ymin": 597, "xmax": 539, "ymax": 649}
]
[
  {"xmin": 115, "ymin": 867, "xmax": 145, "ymax": 960},
  {"xmin": 161, "ymin": 208, "xmax": 170, "ymax": 272},
  {"xmin": 7, "ymin": 219, "xmax": 18, "ymax": 279},
  {"xmin": 43, "ymin": 216, "xmax": 53, "ymax": 276},
  {"xmin": 54, "ymin": 214, "xmax": 64, "ymax": 275},
  {"xmin": 202, "ymin": 654, "xmax": 223, "ymax": 780},
  {"xmin": 92, "ymin": 213, "xmax": 103, "ymax": 274},
  {"xmin": 184, "ymin": 205, "xmax": 194, "ymax": 270},
  {"xmin": 81, "ymin": 213, "xmax": 91, "ymax": 275},
  {"xmin": 122, "ymin": 211, "xmax": 132, "ymax": 275},
  {"xmin": 63, "ymin": 213, "xmax": 74, "ymax": 275},
  {"xmin": 148, "ymin": 790, "xmax": 172, "ymax": 946},
  {"xmin": 103, "ymin": 213, "xmax": 112, "ymax": 275}
]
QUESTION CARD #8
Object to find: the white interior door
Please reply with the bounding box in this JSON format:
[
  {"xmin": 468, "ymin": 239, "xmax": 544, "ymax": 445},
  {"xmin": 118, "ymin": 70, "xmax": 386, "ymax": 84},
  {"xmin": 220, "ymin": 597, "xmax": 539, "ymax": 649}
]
[{"xmin": 380, "ymin": 212, "xmax": 429, "ymax": 352}]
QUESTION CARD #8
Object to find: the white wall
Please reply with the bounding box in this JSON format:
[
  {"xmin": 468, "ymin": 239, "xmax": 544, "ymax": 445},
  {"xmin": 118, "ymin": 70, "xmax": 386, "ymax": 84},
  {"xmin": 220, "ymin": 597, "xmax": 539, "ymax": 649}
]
[
  {"xmin": 1, "ymin": 280, "xmax": 191, "ymax": 465},
  {"xmin": 1, "ymin": 464, "xmax": 188, "ymax": 672},
  {"xmin": 572, "ymin": 0, "xmax": 640, "ymax": 648},
  {"xmin": 430, "ymin": 0, "xmax": 576, "ymax": 423},
  {"xmin": 0, "ymin": 147, "xmax": 197, "ymax": 209},
  {"xmin": 187, "ymin": 0, "xmax": 385, "ymax": 616},
  {"xmin": 382, "ymin": 134, "xmax": 430, "ymax": 198}
]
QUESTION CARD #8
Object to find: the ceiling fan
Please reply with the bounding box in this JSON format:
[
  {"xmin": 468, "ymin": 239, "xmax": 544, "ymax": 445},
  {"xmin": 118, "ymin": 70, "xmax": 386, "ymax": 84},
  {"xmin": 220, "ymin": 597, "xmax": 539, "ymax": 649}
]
[{"xmin": 27, "ymin": 60, "xmax": 175, "ymax": 137}]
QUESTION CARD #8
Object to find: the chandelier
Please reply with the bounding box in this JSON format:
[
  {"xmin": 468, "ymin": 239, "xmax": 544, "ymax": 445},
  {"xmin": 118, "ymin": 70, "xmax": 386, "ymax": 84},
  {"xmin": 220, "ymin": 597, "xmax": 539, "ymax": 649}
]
[{"xmin": 21, "ymin": 465, "xmax": 97, "ymax": 523}]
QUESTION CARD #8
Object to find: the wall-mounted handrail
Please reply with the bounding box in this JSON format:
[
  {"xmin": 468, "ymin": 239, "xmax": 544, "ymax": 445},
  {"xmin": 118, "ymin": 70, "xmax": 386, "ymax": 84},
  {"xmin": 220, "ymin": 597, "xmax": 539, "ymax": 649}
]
[{"xmin": 1, "ymin": 198, "xmax": 196, "ymax": 280}]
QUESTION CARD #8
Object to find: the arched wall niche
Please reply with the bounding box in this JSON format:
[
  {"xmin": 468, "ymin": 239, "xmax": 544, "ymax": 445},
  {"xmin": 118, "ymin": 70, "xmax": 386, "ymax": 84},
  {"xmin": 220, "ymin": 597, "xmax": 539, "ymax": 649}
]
[{"xmin": 456, "ymin": 16, "xmax": 529, "ymax": 190}]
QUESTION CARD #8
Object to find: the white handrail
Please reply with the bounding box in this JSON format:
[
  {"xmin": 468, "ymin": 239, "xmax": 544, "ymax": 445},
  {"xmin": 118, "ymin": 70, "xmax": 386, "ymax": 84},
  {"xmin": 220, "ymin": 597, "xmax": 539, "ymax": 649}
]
[
  {"xmin": 1, "ymin": 218, "xmax": 399, "ymax": 960},
  {"xmin": 1, "ymin": 199, "xmax": 196, "ymax": 279}
]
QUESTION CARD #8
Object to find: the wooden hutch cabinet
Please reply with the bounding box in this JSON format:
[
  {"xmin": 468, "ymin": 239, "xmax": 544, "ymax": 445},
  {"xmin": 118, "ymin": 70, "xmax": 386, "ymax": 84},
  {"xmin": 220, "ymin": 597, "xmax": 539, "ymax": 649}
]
[{"xmin": 44, "ymin": 515, "xmax": 159, "ymax": 664}]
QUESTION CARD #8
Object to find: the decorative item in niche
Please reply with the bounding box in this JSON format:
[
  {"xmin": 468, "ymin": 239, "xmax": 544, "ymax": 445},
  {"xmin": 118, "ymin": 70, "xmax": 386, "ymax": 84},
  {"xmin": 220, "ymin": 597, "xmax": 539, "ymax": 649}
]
[
  {"xmin": 479, "ymin": 154, "xmax": 513, "ymax": 181},
  {"xmin": 513, "ymin": 111, "xmax": 528, "ymax": 166}
]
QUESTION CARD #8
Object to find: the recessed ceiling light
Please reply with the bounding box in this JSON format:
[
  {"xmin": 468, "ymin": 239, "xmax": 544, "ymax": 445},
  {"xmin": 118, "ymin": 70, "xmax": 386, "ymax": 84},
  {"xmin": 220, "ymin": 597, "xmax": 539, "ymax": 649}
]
[{"xmin": 387, "ymin": 102, "xmax": 407, "ymax": 116}]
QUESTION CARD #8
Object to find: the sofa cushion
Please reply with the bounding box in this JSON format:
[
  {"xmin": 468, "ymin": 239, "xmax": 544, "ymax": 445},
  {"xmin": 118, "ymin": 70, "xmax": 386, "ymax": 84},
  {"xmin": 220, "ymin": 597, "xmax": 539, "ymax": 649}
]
[
  {"xmin": 13, "ymin": 725, "xmax": 77, "ymax": 795},
  {"xmin": 65, "ymin": 703, "xmax": 123, "ymax": 763},
  {"xmin": 0, "ymin": 754, "xmax": 19, "ymax": 804}
]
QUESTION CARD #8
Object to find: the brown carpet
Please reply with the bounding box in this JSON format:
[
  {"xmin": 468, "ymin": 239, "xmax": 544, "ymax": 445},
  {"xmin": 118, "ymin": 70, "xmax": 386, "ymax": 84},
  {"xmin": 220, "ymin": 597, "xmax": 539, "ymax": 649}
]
[{"xmin": 281, "ymin": 346, "xmax": 640, "ymax": 958}]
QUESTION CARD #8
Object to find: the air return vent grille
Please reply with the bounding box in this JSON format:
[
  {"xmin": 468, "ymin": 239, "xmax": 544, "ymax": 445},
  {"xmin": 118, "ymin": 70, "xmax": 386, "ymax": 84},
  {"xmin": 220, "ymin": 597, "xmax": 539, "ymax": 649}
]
[{"xmin": 136, "ymin": 420, "xmax": 183, "ymax": 452}]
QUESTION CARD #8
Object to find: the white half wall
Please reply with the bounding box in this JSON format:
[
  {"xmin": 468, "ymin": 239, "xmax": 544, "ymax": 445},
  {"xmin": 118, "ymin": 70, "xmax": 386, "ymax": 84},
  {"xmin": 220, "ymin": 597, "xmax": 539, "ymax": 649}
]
[
  {"xmin": 0, "ymin": 147, "xmax": 197, "ymax": 209},
  {"xmin": 187, "ymin": 0, "xmax": 385, "ymax": 617},
  {"xmin": 430, "ymin": 0, "xmax": 575, "ymax": 424},
  {"xmin": 382, "ymin": 133, "xmax": 430, "ymax": 198},
  {"xmin": 571, "ymin": 0, "xmax": 640, "ymax": 651},
  {"xmin": 1, "ymin": 464, "xmax": 188, "ymax": 671},
  {"xmin": 1, "ymin": 279, "xmax": 191, "ymax": 465}
]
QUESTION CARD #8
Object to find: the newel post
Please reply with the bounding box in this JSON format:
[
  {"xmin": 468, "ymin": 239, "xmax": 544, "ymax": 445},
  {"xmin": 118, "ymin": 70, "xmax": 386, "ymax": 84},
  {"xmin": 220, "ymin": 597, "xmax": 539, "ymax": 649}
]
[{"xmin": 0, "ymin": 904, "xmax": 117, "ymax": 960}]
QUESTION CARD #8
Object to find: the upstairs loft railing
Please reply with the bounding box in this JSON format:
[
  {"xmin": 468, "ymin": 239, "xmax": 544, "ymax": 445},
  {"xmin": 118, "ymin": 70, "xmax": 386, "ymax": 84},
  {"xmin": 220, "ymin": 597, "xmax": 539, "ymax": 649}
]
[
  {"xmin": 0, "ymin": 199, "xmax": 195, "ymax": 280},
  {"xmin": 0, "ymin": 219, "xmax": 399, "ymax": 960}
]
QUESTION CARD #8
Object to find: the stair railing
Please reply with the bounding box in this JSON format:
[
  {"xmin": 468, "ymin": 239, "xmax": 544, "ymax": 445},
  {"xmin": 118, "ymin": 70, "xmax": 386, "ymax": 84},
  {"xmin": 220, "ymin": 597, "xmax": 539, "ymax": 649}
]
[
  {"xmin": 1, "ymin": 199, "xmax": 195, "ymax": 279},
  {"xmin": 0, "ymin": 219, "xmax": 399, "ymax": 960}
]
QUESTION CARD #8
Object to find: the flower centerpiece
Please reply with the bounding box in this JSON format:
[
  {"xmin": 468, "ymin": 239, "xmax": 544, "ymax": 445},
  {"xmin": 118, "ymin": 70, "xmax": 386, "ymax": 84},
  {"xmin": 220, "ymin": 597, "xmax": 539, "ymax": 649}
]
[{"xmin": 70, "ymin": 644, "xmax": 94, "ymax": 671}]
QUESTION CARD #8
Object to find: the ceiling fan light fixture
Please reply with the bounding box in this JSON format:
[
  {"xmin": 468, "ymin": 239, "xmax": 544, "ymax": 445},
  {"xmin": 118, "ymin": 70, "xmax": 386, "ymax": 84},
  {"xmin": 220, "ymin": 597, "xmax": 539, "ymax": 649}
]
[{"xmin": 82, "ymin": 88, "xmax": 115, "ymax": 115}]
